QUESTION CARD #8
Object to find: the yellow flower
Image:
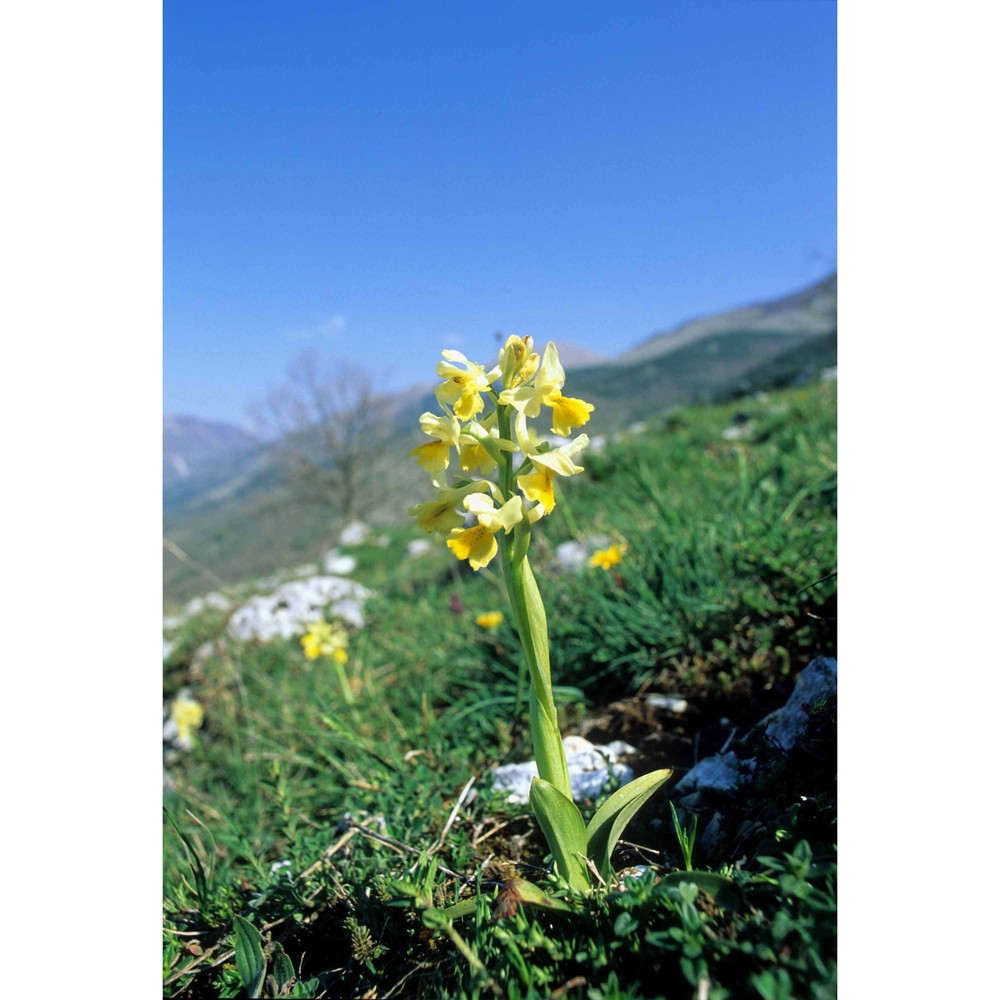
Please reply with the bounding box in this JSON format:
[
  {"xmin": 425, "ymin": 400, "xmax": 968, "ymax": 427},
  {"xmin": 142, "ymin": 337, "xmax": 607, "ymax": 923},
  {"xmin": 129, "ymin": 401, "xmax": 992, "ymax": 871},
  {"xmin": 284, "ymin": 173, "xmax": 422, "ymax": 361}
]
[
  {"xmin": 547, "ymin": 393, "xmax": 594, "ymax": 437},
  {"xmin": 171, "ymin": 693, "xmax": 204, "ymax": 744},
  {"xmin": 435, "ymin": 350, "xmax": 500, "ymax": 421},
  {"xmin": 408, "ymin": 494, "xmax": 464, "ymax": 534},
  {"xmin": 589, "ymin": 544, "xmax": 626, "ymax": 570},
  {"xmin": 447, "ymin": 523, "xmax": 499, "ymax": 571},
  {"xmin": 419, "ymin": 410, "xmax": 462, "ymax": 446},
  {"xmin": 500, "ymin": 343, "xmax": 593, "ymax": 436},
  {"xmin": 498, "ymin": 335, "xmax": 540, "ymax": 389},
  {"xmin": 464, "ymin": 491, "xmax": 525, "ymax": 534},
  {"xmin": 498, "ymin": 341, "xmax": 564, "ymax": 416},
  {"xmin": 409, "ymin": 439, "xmax": 452, "ymax": 473},
  {"xmin": 517, "ymin": 468, "xmax": 556, "ymax": 514},
  {"xmin": 475, "ymin": 611, "xmax": 504, "ymax": 629},
  {"xmin": 514, "ymin": 411, "xmax": 590, "ymax": 477},
  {"xmin": 301, "ymin": 619, "xmax": 349, "ymax": 663},
  {"xmin": 458, "ymin": 423, "xmax": 504, "ymax": 475},
  {"xmin": 445, "ymin": 492, "xmax": 527, "ymax": 570},
  {"xmin": 409, "ymin": 482, "xmax": 492, "ymax": 534}
]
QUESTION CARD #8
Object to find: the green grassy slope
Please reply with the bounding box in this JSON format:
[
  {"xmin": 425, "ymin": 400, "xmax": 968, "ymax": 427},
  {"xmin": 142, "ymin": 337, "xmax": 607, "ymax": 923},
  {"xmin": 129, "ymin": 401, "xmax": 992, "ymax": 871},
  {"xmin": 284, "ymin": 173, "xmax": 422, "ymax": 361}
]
[{"xmin": 164, "ymin": 379, "xmax": 836, "ymax": 998}]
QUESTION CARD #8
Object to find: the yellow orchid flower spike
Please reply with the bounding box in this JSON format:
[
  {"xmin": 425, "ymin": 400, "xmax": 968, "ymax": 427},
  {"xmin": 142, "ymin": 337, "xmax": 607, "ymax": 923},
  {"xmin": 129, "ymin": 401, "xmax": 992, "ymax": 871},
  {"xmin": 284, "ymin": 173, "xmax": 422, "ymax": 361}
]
[{"xmin": 407, "ymin": 336, "xmax": 668, "ymax": 893}]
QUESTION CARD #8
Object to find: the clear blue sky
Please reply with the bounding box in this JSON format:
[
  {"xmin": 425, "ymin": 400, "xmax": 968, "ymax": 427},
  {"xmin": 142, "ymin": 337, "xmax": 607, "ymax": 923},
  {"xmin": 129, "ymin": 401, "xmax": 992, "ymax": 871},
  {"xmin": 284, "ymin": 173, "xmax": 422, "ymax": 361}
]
[{"xmin": 165, "ymin": 0, "xmax": 836, "ymax": 427}]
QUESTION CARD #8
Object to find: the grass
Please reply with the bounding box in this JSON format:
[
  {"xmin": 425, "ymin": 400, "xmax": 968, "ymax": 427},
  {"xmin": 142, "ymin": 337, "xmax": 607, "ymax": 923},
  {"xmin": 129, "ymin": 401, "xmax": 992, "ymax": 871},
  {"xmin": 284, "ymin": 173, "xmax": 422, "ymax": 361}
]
[{"xmin": 163, "ymin": 378, "xmax": 837, "ymax": 998}]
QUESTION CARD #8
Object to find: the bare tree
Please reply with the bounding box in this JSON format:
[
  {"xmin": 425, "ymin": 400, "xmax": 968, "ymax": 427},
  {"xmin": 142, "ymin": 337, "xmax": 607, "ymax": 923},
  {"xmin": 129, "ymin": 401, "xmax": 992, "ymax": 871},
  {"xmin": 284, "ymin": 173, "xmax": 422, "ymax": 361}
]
[{"xmin": 249, "ymin": 351, "xmax": 393, "ymax": 523}]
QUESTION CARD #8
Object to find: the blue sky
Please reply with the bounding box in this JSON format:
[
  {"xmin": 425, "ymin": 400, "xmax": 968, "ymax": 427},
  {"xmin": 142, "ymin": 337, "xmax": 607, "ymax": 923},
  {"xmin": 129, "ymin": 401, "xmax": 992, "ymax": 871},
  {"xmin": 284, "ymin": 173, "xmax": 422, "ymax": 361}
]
[{"xmin": 165, "ymin": 0, "xmax": 836, "ymax": 427}]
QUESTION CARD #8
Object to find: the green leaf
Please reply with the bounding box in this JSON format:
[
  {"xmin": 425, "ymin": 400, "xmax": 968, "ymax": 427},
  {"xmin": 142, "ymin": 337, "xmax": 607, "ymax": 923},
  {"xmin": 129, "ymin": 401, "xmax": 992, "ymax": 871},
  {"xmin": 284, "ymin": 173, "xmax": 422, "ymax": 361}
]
[
  {"xmin": 232, "ymin": 915, "xmax": 266, "ymax": 999},
  {"xmin": 272, "ymin": 947, "xmax": 295, "ymax": 989},
  {"xmin": 529, "ymin": 777, "xmax": 590, "ymax": 890},
  {"xmin": 163, "ymin": 807, "xmax": 209, "ymax": 905},
  {"xmin": 584, "ymin": 769, "xmax": 673, "ymax": 880}
]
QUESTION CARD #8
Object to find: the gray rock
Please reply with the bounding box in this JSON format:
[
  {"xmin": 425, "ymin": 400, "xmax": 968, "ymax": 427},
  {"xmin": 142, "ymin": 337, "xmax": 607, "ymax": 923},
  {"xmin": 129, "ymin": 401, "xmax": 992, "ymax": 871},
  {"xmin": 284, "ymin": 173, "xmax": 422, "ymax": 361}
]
[
  {"xmin": 762, "ymin": 656, "xmax": 837, "ymax": 751},
  {"xmin": 672, "ymin": 657, "xmax": 836, "ymax": 811},
  {"xmin": 674, "ymin": 752, "xmax": 745, "ymax": 799}
]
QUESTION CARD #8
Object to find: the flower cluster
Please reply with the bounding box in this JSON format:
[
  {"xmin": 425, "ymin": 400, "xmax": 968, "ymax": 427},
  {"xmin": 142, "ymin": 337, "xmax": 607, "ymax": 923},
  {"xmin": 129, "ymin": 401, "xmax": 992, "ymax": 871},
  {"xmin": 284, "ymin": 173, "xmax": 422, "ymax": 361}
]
[
  {"xmin": 408, "ymin": 337, "xmax": 594, "ymax": 571},
  {"xmin": 301, "ymin": 618, "xmax": 349, "ymax": 664},
  {"xmin": 169, "ymin": 691, "xmax": 205, "ymax": 749}
]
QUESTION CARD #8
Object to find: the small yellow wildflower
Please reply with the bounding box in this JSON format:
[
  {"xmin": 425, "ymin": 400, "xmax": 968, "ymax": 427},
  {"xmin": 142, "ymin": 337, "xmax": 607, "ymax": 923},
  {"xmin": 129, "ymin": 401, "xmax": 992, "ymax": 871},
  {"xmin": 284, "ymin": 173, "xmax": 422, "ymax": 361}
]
[
  {"xmin": 475, "ymin": 611, "xmax": 504, "ymax": 629},
  {"xmin": 171, "ymin": 693, "xmax": 205, "ymax": 745},
  {"xmin": 301, "ymin": 619, "xmax": 349, "ymax": 664},
  {"xmin": 588, "ymin": 544, "xmax": 626, "ymax": 570}
]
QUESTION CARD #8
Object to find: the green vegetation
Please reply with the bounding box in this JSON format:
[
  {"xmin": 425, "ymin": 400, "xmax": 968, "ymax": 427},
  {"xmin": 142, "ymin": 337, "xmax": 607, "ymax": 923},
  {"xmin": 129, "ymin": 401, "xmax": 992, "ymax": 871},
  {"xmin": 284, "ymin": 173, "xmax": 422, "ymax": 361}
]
[{"xmin": 164, "ymin": 379, "xmax": 836, "ymax": 998}]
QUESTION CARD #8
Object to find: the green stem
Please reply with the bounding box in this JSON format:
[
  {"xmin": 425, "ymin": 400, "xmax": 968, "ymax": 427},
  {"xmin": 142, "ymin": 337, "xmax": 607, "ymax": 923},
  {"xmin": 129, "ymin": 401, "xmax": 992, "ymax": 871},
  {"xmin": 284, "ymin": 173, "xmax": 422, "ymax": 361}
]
[
  {"xmin": 332, "ymin": 659, "xmax": 355, "ymax": 705},
  {"xmin": 496, "ymin": 403, "xmax": 572, "ymax": 801}
]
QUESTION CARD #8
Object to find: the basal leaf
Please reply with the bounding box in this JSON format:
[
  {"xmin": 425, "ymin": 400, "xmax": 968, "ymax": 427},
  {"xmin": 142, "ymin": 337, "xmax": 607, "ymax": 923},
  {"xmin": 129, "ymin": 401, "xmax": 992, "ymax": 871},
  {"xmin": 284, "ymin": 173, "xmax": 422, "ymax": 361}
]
[
  {"xmin": 584, "ymin": 769, "xmax": 673, "ymax": 880},
  {"xmin": 233, "ymin": 915, "xmax": 266, "ymax": 999},
  {"xmin": 529, "ymin": 777, "xmax": 590, "ymax": 890}
]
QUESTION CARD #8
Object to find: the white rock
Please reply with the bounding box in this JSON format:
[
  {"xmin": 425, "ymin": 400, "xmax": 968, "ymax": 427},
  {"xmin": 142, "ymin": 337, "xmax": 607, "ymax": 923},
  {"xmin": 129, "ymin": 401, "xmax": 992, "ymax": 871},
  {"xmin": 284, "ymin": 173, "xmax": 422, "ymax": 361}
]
[
  {"xmin": 203, "ymin": 591, "xmax": 232, "ymax": 610},
  {"xmin": 226, "ymin": 575, "xmax": 373, "ymax": 642},
  {"xmin": 339, "ymin": 521, "xmax": 369, "ymax": 546},
  {"xmin": 553, "ymin": 535, "xmax": 612, "ymax": 573},
  {"xmin": 407, "ymin": 538, "xmax": 432, "ymax": 558},
  {"xmin": 490, "ymin": 736, "xmax": 637, "ymax": 804},
  {"xmin": 324, "ymin": 550, "xmax": 358, "ymax": 575},
  {"xmin": 821, "ymin": 366, "xmax": 838, "ymax": 381},
  {"xmin": 722, "ymin": 422, "xmax": 753, "ymax": 441},
  {"xmin": 183, "ymin": 596, "xmax": 206, "ymax": 616},
  {"xmin": 554, "ymin": 541, "xmax": 588, "ymax": 572},
  {"xmin": 646, "ymin": 693, "xmax": 689, "ymax": 714},
  {"xmin": 163, "ymin": 640, "xmax": 174, "ymax": 661}
]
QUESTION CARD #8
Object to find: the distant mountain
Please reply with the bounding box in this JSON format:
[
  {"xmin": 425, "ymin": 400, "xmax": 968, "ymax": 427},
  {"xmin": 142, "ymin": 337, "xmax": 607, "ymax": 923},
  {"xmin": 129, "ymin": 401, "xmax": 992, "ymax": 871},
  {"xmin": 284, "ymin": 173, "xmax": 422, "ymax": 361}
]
[
  {"xmin": 620, "ymin": 274, "xmax": 836, "ymax": 365},
  {"xmin": 163, "ymin": 416, "xmax": 263, "ymax": 509},
  {"xmin": 551, "ymin": 341, "xmax": 612, "ymax": 369},
  {"xmin": 560, "ymin": 272, "xmax": 837, "ymax": 431}
]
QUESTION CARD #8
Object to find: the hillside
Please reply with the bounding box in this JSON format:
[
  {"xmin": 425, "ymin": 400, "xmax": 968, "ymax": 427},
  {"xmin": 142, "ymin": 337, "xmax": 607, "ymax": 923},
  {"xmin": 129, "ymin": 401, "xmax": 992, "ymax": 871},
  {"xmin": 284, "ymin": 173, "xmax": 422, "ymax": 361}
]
[
  {"xmin": 620, "ymin": 273, "xmax": 836, "ymax": 364},
  {"xmin": 163, "ymin": 416, "xmax": 264, "ymax": 512},
  {"xmin": 164, "ymin": 273, "xmax": 836, "ymax": 604},
  {"xmin": 164, "ymin": 378, "xmax": 837, "ymax": 999}
]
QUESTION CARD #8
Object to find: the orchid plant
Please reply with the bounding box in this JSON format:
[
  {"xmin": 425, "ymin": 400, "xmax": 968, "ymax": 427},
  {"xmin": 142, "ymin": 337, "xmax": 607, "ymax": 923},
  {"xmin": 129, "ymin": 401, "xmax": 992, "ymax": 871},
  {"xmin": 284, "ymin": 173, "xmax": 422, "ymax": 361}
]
[{"xmin": 408, "ymin": 336, "xmax": 671, "ymax": 891}]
